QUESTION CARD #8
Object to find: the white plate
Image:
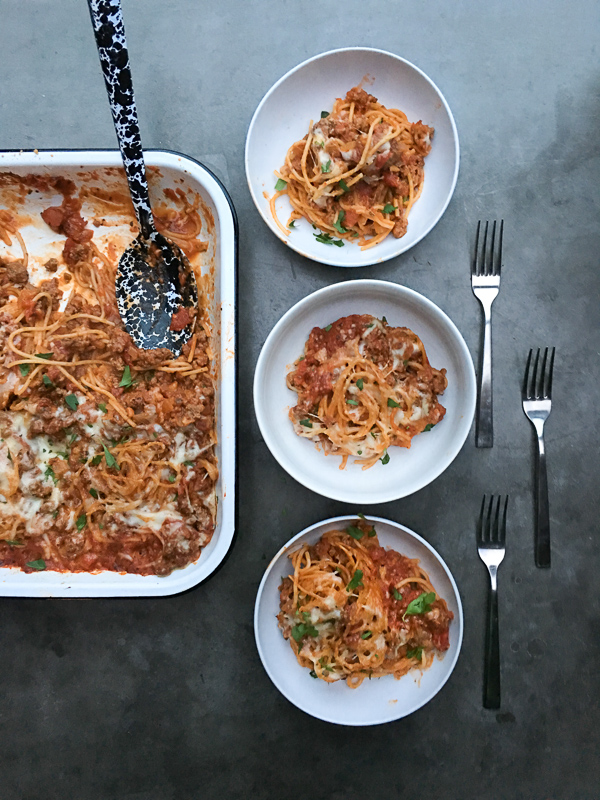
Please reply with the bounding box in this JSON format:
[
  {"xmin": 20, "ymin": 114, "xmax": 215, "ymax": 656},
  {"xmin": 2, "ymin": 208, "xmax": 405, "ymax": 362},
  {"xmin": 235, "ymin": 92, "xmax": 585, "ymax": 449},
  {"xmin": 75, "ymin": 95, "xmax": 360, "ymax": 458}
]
[
  {"xmin": 253, "ymin": 280, "xmax": 475, "ymax": 504},
  {"xmin": 254, "ymin": 515, "xmax": 464, "ymax": 726},
  {"xmin": 0, "ymin": 149, "xmax": 236, "ymax": 597},
  {"xmin": 245, "ymin": 47, "xmax": 459, "ymax": 267}
]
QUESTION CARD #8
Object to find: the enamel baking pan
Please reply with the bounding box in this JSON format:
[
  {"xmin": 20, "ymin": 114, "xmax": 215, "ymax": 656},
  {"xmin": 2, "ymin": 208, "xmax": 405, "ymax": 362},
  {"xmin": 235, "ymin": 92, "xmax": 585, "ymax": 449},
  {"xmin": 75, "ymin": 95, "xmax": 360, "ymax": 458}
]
[{"xmin": 0, "ymin": 149, "xmax": 237, "ymax": 597}]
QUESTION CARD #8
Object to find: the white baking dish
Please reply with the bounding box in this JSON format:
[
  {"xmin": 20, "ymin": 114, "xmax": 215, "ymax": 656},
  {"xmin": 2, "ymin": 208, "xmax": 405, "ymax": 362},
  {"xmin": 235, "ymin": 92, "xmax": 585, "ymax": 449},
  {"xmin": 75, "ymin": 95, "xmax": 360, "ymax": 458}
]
[{"xmin": 0, "ymin": 149, "xmax": 236, "ymax": 597}]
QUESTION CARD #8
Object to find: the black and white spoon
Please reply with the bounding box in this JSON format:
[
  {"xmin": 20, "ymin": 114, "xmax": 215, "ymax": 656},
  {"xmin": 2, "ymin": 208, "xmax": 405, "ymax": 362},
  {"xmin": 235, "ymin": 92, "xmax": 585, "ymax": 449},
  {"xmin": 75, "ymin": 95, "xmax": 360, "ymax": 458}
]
[{"xmin": 88, "ymin": 0, "xmax": 197, "ymax": 354}]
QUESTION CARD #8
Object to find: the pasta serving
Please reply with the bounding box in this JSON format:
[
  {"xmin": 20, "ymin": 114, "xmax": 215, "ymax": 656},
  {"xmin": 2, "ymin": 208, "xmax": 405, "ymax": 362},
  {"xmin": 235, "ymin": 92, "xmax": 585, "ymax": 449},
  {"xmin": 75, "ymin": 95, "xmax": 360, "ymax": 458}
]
[
  {"xmin": 271, "ymin": 86, "xmax": 433, "ymax": 249},
  {"xmin": 0, "ymin": 173, "xmax": 217, "ymax": 576},
  {"xmin": 286, "ymin": 314, "xmax": 447, "ymax": 469},
  {"xmin": 278, "ymin": 521, "xmax": 453, "ymax": 688}
]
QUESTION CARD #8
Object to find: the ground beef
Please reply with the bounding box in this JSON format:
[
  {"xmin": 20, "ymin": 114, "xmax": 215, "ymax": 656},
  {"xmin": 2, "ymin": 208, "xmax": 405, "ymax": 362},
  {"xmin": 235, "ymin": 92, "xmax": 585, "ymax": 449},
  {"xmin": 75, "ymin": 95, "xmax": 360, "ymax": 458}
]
[{"xmin": 0, "ymin": 259, "xmax": 29, "ymax": 286}]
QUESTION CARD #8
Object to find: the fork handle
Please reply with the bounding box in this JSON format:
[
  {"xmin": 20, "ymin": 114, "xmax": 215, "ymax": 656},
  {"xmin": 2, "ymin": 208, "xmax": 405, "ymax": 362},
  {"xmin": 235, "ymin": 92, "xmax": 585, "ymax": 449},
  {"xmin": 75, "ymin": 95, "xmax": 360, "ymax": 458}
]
[
  {"xmin": 476, "ymin": 302, "xmax": 493, "ymax": 448},
  {"xmin": 483, "ymin": 575, "xmax": 500, "ymax": 709},
  {"xmin": 534, "ymin": 431, "xmax": 551, "ymax": 567}
]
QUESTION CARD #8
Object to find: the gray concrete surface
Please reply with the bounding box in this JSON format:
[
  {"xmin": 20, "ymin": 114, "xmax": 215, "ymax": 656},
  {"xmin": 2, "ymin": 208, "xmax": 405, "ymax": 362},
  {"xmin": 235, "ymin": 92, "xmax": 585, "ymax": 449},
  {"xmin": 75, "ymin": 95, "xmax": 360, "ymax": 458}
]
[{"xmin": 1, "ymin": 1, "xmax": 599, "ymax": 798}]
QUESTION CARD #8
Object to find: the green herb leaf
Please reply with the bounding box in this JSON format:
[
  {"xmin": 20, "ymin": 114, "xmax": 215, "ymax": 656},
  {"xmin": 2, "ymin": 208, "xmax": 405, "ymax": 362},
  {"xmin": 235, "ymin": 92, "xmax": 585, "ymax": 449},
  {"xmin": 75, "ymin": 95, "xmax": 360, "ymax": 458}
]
[
  {"xmin": 309, "ymin": 670, "xmax": 318, "ymax": 678},
  {"xmin": 27, "ymin": 559, "xmax": 46, "ymax": 570},
  {"xmin": 19, "ymin": 363, "xmax": 30, "ymax": 377},
  {"xmin": 75, "ymin": 513, "xmax": 87, "ymax": 531},
  {"xmin": 89, "ymin": 488, "xmax": 98, "ymax": 499},
  {"xmin": 346, "ymin": 525, "xmax": 364, "ymax": 540},
  {"xmin": 90, "ymin": 454, "xmax": 103, "ymax": 466},
  {"xmin": 383, "ymin": 203, "xmax": 395, "ymax": 214},
  {"xmin": 5, "ymin": 540, "xmax": 24, "ymax": 547},
  {"xmin": 183, "ymin": 460, "xmax": 195, "ymax": 467},
  {"xmin": 361, "ymin": 631, "xmax": 372, "ymax": 640},
  {"xmin": 65, "ymin": 394, "xmax": 79, "ymax": 411},
  {"xmin": 325, "ymin": 324, "xmax": 332, "ymax": 331},
  {"xmin": 404, "ymin": 591, "xmax": 436, "ymax": 618},
  {"xmin": 44, "ymin": 465, "xmax": 58, "ymax": 485},
  {"xmin": 118, "ymin": 365, "xmax": 137, "ymax": 389},
  {"xmin": 313, "ymin": 232, "xmax": 344, "ymax": 247},
  {"xmin": 299, "ymin": 419, "xmax": 313, "ymax": 428},
  {"xmin": 380, "ymin": 451, "xmax": 390, "ymax": 465},
  {"xmin": 321, "ymin": 159, "xmax": 331, "ymax": 174},
  {"xmin": 406, "ymin": 646, "xmax": 423, "ymax": 660},
  {"xmin": 338, "ymin": 179, "xmax": 350, "ymax": 193},
  {"xmin": 424, "ymin": 423, "xmax": 435, "ymax": 432},
  {"xmin": 98, "ymin": 403, "xmax": 107, "ymax": 413},
  {"xmin": 35, "ymin": 353, "xmax": 53, "ymax": 360},
  {"xmin": 368, "ymin": 528, "xmax": 376, "ymax": 537},
  {"xmin": 52, "ymin": 509, "xmax": 59, "ymax": 519},
  {"xmin": 42, "ymin": 374, "xmax": 53, "ymax": 387},
  {"xmin": 102, "ymin": 444, "xmax": 119, "ymax": 471},
  {"xmin": 168, "ymin": 474, "xmax": 177, "ymax": 483},
  {"xmin": 357, "ymin": 513, "xmax": 366, "ymax": 519},
  {"xmin": 288, "ymin": 220, "xmax": 297, "ymax": 228},
  {"xmin": 346, "ymin": 398, "xmax": 359, "ymax": 406},
  {"xmin": 332, "ymin": 210, "xmax": 346, "ymax": 234},
  {"xmin": 382, "ymin": 316, "xmax": 388, "ymax": 325},
  {"xmin": 320, "ymin": 111, "xmax": 329, "ymax": 118},
  {"xmin": 346, "ymin": 569, "xmax": 364, "ymax": 592},
  {"xmin": 392, "ymin": 588, "xmax": 403, "ymax": 601},
  {"xmin": 356, "ymin": 378, "xmax": 364, "ymax": 390},
  {"xmin": 291, "ymin": 622, "xmax": 318, "ymax": 642},
  {"xmin": 387, "ymin": 398, "xmax": 401, "ymax": 408},
  {"xmin": 274, "ymin": 178, "xmax": 287, "ymax": 192}
]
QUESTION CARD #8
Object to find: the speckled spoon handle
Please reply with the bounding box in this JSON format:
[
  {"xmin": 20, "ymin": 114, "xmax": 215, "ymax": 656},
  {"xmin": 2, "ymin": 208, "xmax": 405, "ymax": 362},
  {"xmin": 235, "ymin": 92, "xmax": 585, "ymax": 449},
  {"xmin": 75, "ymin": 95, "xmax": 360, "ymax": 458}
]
[{"xmin": 88, "ymin": 0, "xmax": 154, "ymax": 240}]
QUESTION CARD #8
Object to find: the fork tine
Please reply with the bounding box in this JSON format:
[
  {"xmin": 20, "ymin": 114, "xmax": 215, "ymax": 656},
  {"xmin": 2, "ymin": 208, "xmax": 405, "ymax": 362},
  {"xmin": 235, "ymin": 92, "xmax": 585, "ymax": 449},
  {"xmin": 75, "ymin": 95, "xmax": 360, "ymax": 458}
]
[
  {"xmin": 482, "ymin": 221, "xmax": 489, "ymax": 275},
  {"xmin": 531, "ymin": 348, "xmax": 541, "ymax": 399},
  {"xmin": 473, "ymin": 220, "xmax": 481, "ymax": 275},
  {"xmin": 499, "ymin": 496, "xmax": 508, "ymax": 544},
  {"xmin": 485, "ymin": 493, "xmax": 494, "ymax": 542},
  {"xmin": 492, "ymin": 495, "xmax": 500, "ymax": 542},
  {"xmin": 545, "ymin": 347, "xmax": 555, "ymax": 398},
  {"xmin": 540, "ymin": 347, "xmax": 549, "ymax": 400},
  {"xmin": 489, "ymin": 221, "xmax": 497, "ymax": 277},
  {"xmin": 496, "ymin": 220, "xmax": 504, "ymax": 276},
  {"xmin": 478, "ymin": 494, "xmax": 486, "ymax": 540},
  {"xmin": 523, "ymin": 348, "xmax": 533, "ymax": 399}
]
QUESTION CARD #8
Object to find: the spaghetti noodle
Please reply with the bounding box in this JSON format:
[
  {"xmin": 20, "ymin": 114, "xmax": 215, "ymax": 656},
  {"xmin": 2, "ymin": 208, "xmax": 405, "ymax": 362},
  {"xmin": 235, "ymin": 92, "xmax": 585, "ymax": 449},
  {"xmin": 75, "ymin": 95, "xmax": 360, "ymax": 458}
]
[
  {"xmin": 0, "ymin": 174, "xmax": 216, "ymax": 576},
  {"xmin": 271, "ymin": 86, "xmax": 433, "ymax": 249},
  {"xmin": 287, "ymin": 314, "xmax": 447, "ymax": 469},
  {"xmin": 278, "ymin": 521, "xmax": 453, "ymax": 688}
]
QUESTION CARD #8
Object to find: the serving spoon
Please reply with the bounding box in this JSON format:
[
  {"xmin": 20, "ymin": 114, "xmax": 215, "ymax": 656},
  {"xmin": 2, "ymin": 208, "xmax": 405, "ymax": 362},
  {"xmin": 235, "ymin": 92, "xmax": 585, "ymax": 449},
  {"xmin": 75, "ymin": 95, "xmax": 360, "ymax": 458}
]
[{"xmin": 87, "ymin": 0, "xmax": 197, "ymax": 354}]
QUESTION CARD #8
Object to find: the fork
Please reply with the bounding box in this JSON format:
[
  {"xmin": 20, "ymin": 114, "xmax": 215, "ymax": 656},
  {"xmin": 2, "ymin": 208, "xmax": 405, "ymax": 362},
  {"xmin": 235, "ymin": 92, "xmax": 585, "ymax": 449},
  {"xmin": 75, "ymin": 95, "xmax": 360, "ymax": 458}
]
[
  {"xmin": 471, "ymin": 220, "xmax": 504, "ymax": 448},
  {"xmin": 522, "ymin": 347, "xmax": 555, "ymax": 568},
  {"xmin": 477, "ymin": 494, "xmax": 508, "ymax": 710}
]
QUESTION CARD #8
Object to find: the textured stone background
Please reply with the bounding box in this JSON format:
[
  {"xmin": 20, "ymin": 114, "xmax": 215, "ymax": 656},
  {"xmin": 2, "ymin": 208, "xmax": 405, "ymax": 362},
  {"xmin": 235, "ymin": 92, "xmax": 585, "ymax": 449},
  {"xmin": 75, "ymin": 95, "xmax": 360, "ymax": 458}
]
[{"xmin": 0, "ymin": 1, "xmax": 599, "ymax": 798}]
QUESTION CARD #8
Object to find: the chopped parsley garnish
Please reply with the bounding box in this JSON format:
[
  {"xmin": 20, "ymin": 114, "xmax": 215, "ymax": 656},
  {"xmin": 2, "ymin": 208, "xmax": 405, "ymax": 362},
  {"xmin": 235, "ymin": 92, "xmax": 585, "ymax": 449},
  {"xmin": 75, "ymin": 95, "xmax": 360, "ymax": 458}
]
[
  {"xmin": 119, "ymin": 365, "xmax": 138, "ymax": 389},
  {"xmin": 356, "ymin": 378, "xmax": 364, "ymax": 390},
  {"xmin": 347, "ymin": 569, "xmax": 364, "ymax": 592},
  {"xmin": 332, "ymin": 210, "xmax": 346, "ymax": 234},
  {"xmin": 383, "ymin": 203, "xmax": 395, "ymax": 214},
  {"xmin": 75, "ymin": 513, "xmax": 87, "ymax": 531},
  {"xmin": 361, "ymin": 631, "xmax": 372, "ymax": 640},
  {"xmin": 346, "ymin": 399, "xmax": 359, "ymax": 406},
  {"xmin": 5, "ymin": 540, "xmax": 24, "ymax": 547},
  {"xmin": 424, "ymin": 423, "xmax": 435, "ymax": 432},
  {"xmin": 98, "ymin": 403, "xmax": 107, "ymax": 413},
  {"xmin": 346, "ymin": 525, "xmax": 364, "ymax": 540},
  {"xmin": 380, "ymin": 450, "xmax": 390, "ymax": 465},
  {"xmin": 65, "ymin": 394, "xmax": 79, "ymax": 411},
  {"xmin": 357, "ymin": 450, "xmax": 362, "ymax": 455},
  {"xmin": 274, "ymin": 178, "xmax": 287, "ymax": 192},
  {"xmin": 291, "ymin": 622, "xmax": 318, "ymax": 642},
  {"xmin": 102, "ymin": 444, "xmax": 119, "ymax": 470},
  {"xmin": 338, "ymin": 179, "xmax": 350, "ymax": 193},
  {"xmin": 89, "ymin": 488, "xmax": 98, "ymax": 499},
  {"xmin": 309, "ymin": 670, "xmax": 318, "ymax": 678},
  {"xmin": 27, "ymin": 559, "xmax": 46, "ymax": 570},
  {"xmin": 288, "ymin": 220, "xmax": 297, "ymax": 228},
  {"xmin": 19, "ymin": 364, "xmax": 30, "ymax": 377},
  {"xmin": 357, "ymin": 513, "xmax": 366, "ymax": 519},
  {"xmin": 325, "ymin": 324, "xmax": 332, "ymax": 331},
  {"xmin": 320, "ymin": 111, "xmax": 329, "ymax": 118},
  {"xmin": 382, "ymin": 316, "xmax": 388, "ymax": 325},
  {"xmin": 90, "ymin": 454, "xmax": 103, "ymax": 466},
  {"xmin": 318, "ymin": 657, "xmax": 334, "ymax": 672},
  {"xmin": 387, "ymin": 398, "xmax": 401, "ymax": 408},
  {"xmin": 321, "ymin": 160, "xmax": 331, "ymax": 174},
  {"xmin": 183, "ymin": 460, "xmax": 195, "ymax": 467},
  {"xmin": 68, "ymin": 433, "xmax": 77, "ymax": 445},
  {"xmin": 299, "ymin": 419, "xmax": 313, "ymax": 428},
  {"xmin": 313, "ymin": 232, "xmax": 344, "ymax": 246},
  {"xmin": 392, "ymin": 588, "xmax": 403, "ymax": 601},
  {"xmin": 368, "ymin": 528, "xmax": 376, "ymax": 537},
  {"xmin": 406, "ymin": 646, "xmax": 423, "ymax": 660},
  {"xmin": 168, "ymin": 474, "xmax": 177, "ymax": 483},
  {"xmin": 403, "ymin": 591, "xmax": 436, "ymax": 618},
  {"xmin": 44, "ymin": 465, "xmax": 58, "ymax": 485},
  {"xmin": 35, "ymin": 352, "xmax": 53, "ymax": 360},
  {"xmin": 42, "ymin": 374, "xmax": 53, "ymax": 387},
  {"xmin": 52, "ymin": 509, "xmax": 59, "ymax": 519}
]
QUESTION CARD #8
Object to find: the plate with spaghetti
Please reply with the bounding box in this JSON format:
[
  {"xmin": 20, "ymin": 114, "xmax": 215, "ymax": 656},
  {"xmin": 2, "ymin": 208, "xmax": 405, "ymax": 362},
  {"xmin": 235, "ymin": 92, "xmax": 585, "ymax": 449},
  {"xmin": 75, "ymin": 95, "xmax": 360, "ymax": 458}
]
[
  {"xmin": 254, "ymin": 515, "xmax": 463, "ymax": 725},
  {"xmin": 0, "ymin": 149, "xmax": 236, "ymax": 597},
  {"xmin": 246, "ymin": 47, "xmax": 459, "ymax": 267},
  {"xmin": 254, "ymin": 279, "xmax": 475, "ymax": 504}
]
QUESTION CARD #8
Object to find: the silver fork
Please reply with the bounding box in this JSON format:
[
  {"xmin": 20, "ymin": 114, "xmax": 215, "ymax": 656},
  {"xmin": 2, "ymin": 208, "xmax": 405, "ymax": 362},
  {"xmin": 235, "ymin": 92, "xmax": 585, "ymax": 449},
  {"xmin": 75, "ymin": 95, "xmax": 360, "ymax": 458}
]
[
  {"xmin": 477, "ymin": 494, "xmax": 508, "ymax": 710},
  {"xmin": 522, "ymin": 347, "xmax": 555, "ymax": 568},
  {"xmin": 471, "ymin": 220, "xmax": 504, "ymax": 448}
]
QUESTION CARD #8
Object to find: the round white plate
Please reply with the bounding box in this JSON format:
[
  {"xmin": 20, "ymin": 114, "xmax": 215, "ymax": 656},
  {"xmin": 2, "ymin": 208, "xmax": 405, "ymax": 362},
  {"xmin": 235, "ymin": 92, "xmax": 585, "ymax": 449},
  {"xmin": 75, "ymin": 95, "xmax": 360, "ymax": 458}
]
[
  {"xmin": 245, "ymin": 47, "xmax": 459, "ymax": 267},
  {"xmin": 253, "ymin": 280, "xmax": 476, "ymax": 504},
  {"xmin": 254, "ymin": 515, "xmax": 464, "ymax": 726}
]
